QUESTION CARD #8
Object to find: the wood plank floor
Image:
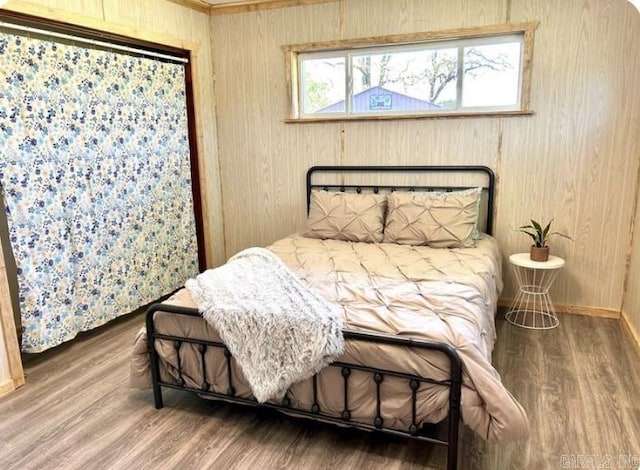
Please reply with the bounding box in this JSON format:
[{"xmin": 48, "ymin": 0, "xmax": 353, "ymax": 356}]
[{"xmin": 0, "ymin": 311, "xmax": 639, "ymax": 470}]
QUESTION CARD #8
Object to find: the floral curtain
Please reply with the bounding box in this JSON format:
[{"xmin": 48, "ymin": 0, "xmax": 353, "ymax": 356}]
[{"xmin": 0, "ymin": 31, "xmax": 199, "ymax": 352}]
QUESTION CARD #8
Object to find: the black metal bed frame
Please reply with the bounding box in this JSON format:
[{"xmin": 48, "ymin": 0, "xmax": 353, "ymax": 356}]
[{"xmin": 146, "ymin": 165, "xmax": 496, "ymax": 470}]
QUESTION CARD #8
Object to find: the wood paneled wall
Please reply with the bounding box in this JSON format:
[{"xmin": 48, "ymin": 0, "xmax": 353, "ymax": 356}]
[
  {"xmin": 212, "ymin": 1, "xmax": 343, "ymax": 250},
  {"xmin": 622, "ymin": 0, "xmax": 640, "ymax": 344},
  {"xmin": 623, "ymin": 178, "xmax": 640, "ymax": 346},
  {"xmin": 503, "ymin": 0, "xmax": 640, "ymax": 310},
  {"xmin": 211, "ymin": 0, "xmax": 640, "ymax": 312}
]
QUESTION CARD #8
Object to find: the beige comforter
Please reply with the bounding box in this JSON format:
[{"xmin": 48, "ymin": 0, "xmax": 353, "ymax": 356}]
[{"xmin": 130, "ymin": 235, "xmax": 528, "ymax": 442}]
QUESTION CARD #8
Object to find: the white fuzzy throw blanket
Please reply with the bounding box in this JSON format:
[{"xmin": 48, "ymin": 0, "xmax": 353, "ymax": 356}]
[{"xmin": 185, "ymin": 247, "xmax": 344, "ymax": 403}]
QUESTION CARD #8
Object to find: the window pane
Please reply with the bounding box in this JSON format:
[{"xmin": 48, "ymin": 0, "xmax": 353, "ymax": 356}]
[
  {"xmin": 288, "ymin": 25, "xmax": 534, "ymax": 120},
  {"xmin": 462, "ymin": 42, "xmax": 522, "ymax": 108},
  {"xmin": 351, "ymin": 48, "xmax": 457, "ymax": 113},
  {"xmin": 300, "ymin": 57, "xmax": 345, "ymax": 114}
]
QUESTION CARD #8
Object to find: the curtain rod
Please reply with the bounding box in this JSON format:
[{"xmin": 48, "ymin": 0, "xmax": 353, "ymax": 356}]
[{"xmin": 0, "ymin": 20, "xmax": 189, "ymax": 64}]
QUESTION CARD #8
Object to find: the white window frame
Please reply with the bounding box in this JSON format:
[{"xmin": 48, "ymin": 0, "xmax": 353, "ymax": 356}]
[{"xmin": 283, "ymin": 22, "xmax": 537, "ymax": 122}]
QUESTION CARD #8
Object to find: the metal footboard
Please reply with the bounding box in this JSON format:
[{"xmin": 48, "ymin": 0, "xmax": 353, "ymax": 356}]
[{"xmin": 145, "ymin": 303, "xmax": 462, "ymax": 470}]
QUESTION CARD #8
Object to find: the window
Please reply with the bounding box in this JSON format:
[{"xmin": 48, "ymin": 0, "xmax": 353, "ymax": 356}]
[{"xmin": 284, "ymin": 22, "xmax": 537, "ymax": 121}]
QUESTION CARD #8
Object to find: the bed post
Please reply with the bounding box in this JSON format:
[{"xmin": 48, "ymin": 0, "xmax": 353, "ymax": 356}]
[
  {"xmin": 442, "ymin": 344, "xmax": 462, "ymax": 470},
  {"xmin": 146, "ymin": 304, "xmax": 164, "ymax": 409}
]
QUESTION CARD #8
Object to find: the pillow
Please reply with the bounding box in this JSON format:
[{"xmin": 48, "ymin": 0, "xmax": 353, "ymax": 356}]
[
  {"xmin": 304, "ymin": 191, "xmax": 387, "ymax": 243},
  {"xmin": 383, "ymin": 188, "xmax": 482, "ymax": 248}
]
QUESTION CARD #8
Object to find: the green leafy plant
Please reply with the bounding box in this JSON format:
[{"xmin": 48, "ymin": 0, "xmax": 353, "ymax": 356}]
[{"xmin": 518, "ymin": 219, "xmax": 572, "ymax": 247}]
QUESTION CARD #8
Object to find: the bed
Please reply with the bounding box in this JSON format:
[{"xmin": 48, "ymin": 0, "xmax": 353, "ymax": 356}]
[{"xmin": 130, "ymin": 165, "xmax": 528, "ymax": 470}]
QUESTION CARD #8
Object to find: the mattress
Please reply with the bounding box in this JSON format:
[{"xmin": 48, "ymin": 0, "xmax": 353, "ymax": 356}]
[{"xmin": 130, "ymin": 234, "xmax": 528, "ymax": 442}]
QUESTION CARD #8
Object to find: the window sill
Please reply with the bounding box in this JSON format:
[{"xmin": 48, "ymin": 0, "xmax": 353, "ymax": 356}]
[{"xmin": 284, "ymin": 109, "xmax": 534, "ymax": 123}]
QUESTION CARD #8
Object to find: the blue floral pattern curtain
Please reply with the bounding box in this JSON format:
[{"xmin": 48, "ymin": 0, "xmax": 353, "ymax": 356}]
[{"xmin": 0, "ymin": 31, "xmax": 199, "ymax": 352}]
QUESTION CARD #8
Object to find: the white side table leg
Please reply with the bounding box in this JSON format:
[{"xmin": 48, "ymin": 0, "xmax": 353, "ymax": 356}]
[{"xmin": 506, "ymin": 264, "xmax": 560, "ymax": 330}]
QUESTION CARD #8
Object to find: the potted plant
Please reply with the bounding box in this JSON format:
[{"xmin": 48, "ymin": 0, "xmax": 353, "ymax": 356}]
[{"xmin": 518, "ymin": 219, "xmax": 572, "ymax": 262}]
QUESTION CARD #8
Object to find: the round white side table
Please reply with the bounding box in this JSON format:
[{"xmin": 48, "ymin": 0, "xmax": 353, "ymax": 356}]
[{"xmin": 505, "ymin": 253, "xmax": 565, "ymax": 330}]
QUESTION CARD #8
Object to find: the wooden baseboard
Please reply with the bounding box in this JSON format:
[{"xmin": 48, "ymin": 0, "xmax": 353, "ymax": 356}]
[
  {"xmin": 498, "ymin": 299, "xmax": 620, "ymax": 319},
  {"xmin": 0, "ymin": 379, "xmax": 15, "ymax": 398},
  {"xmin": 621, "ymin": 311, "xmax": 640, "ymax": 352},
  {"xmin": 13, "ymin": 375, "xmax": 25, "ymax": 389},
  {"xmin": 499, "ymin": 299, "xmax": 640, "ymax": 351}
]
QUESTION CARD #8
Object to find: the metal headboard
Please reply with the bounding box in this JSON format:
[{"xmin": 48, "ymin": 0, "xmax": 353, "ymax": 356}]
[{"xmin": 306, "ymin": 165, "xmax": 496, "ymax": 236}]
